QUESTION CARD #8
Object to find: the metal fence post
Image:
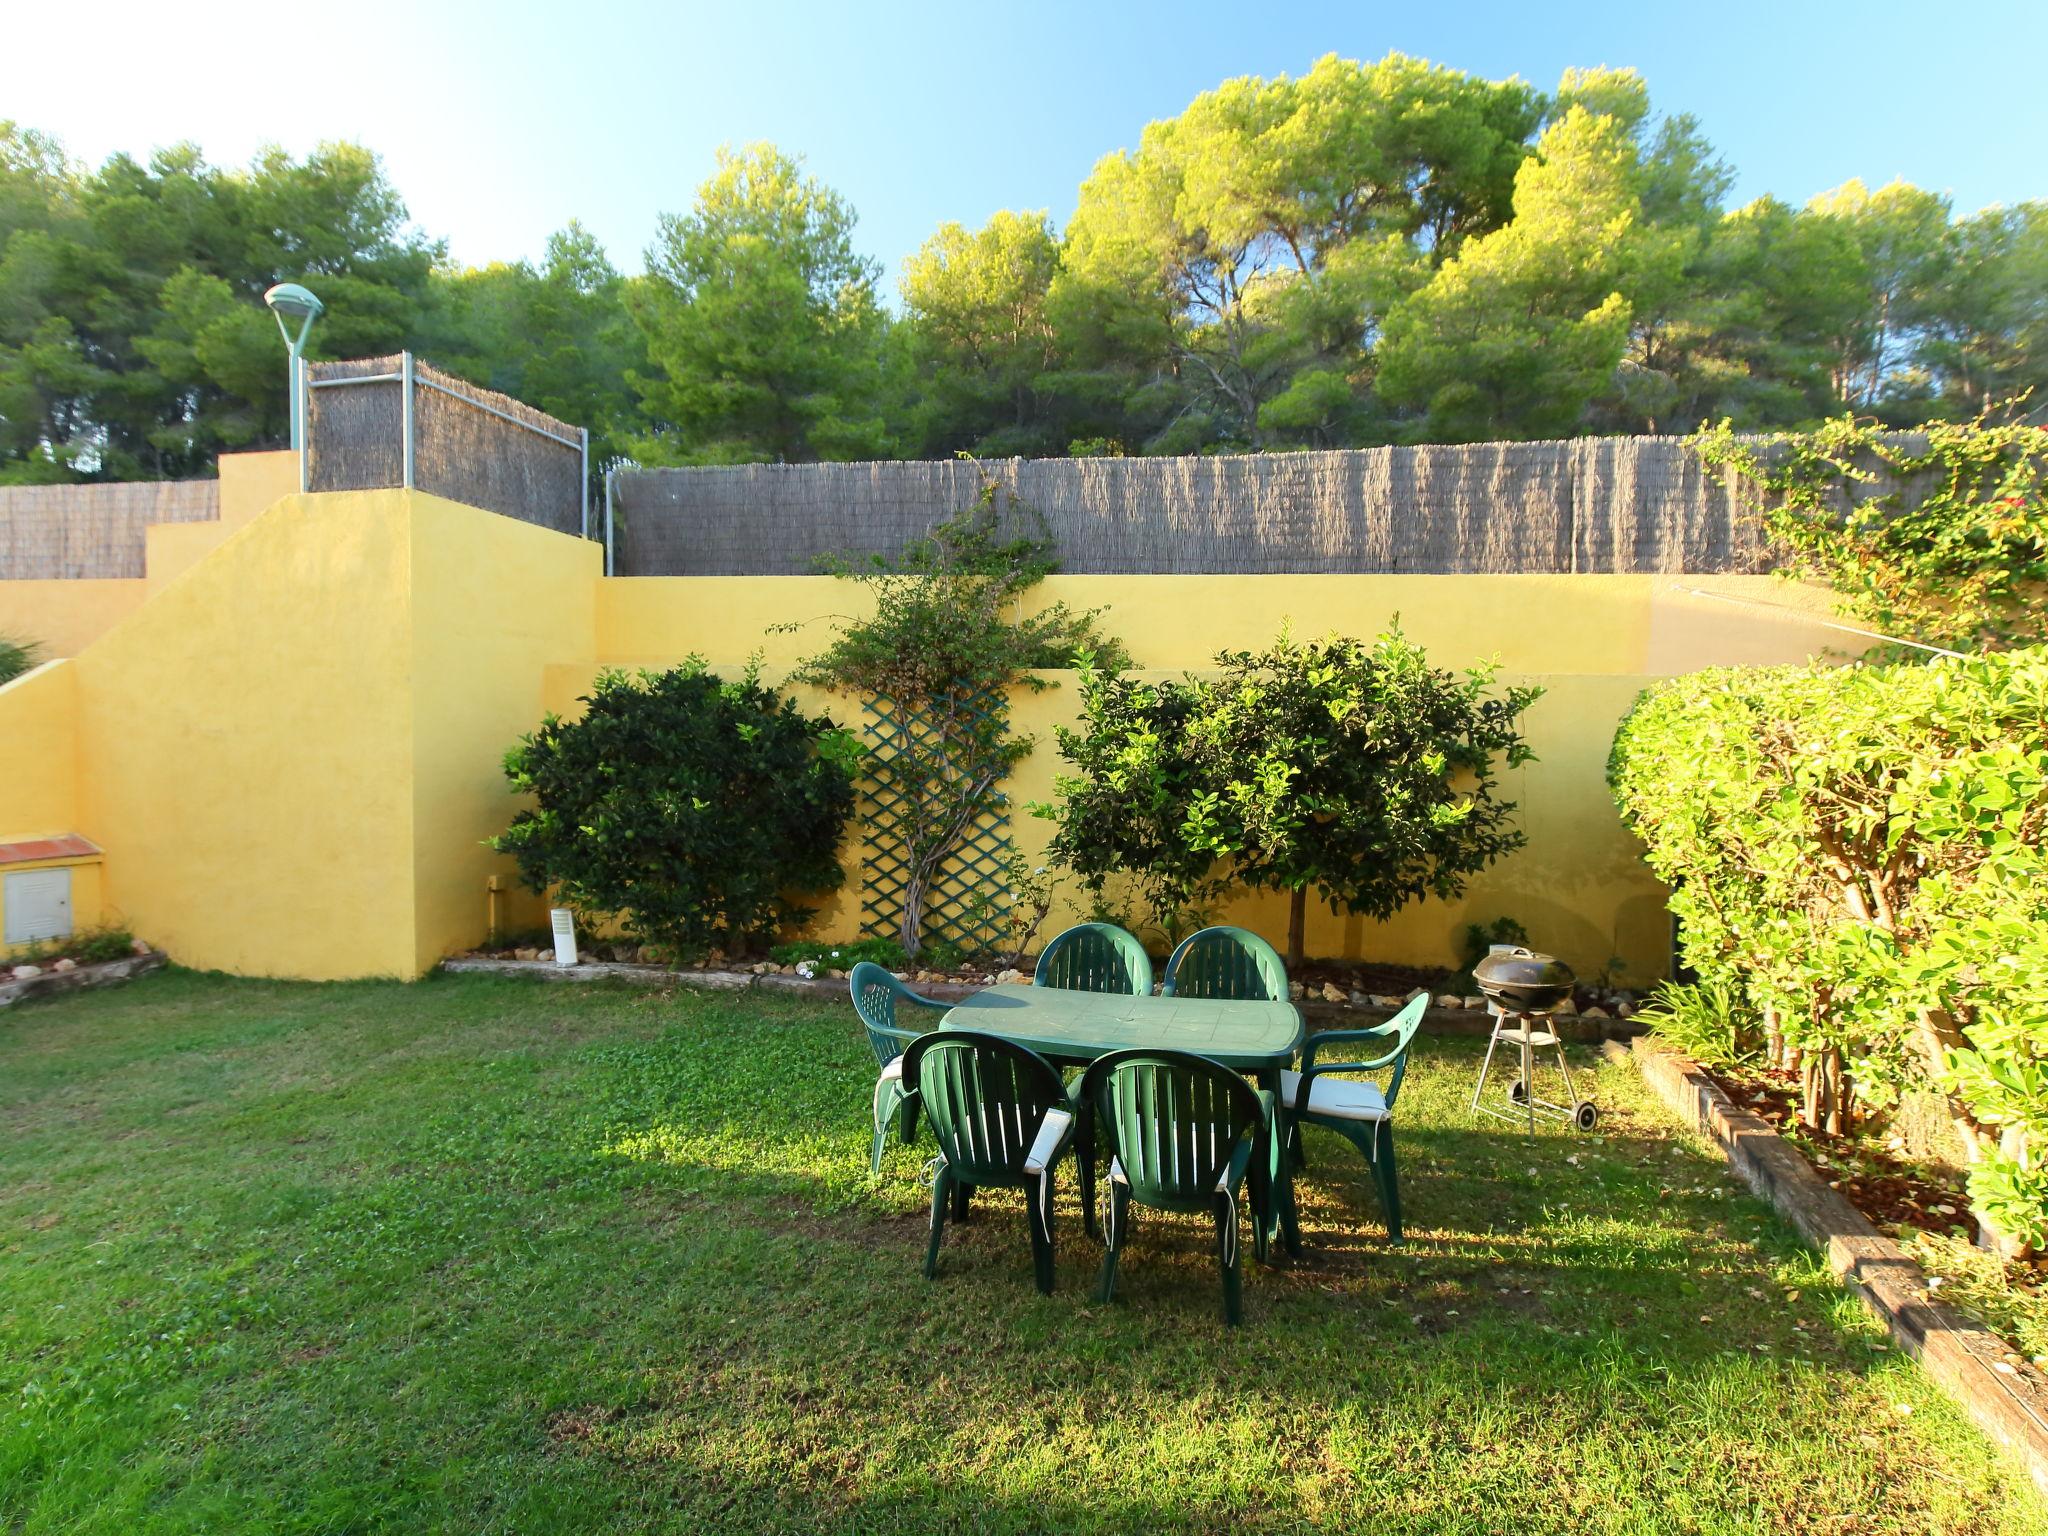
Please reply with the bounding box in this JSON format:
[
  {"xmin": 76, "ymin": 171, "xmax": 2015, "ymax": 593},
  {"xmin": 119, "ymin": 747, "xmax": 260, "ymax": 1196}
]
[
  {"xmin": 579, "ymin": 427, "xmax": 590, "ymax": 540},
  {"xmin": 604, "ymin": 469, "xmax": 615, "ymax": 577},
  {"xmin": 400, "ymin": 351, "xmax": 415, "ymax": 491}
]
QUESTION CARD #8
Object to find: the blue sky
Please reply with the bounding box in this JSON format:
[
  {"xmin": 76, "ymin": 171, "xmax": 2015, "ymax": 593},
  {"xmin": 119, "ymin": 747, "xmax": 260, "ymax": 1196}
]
[{"xmin": 14, "ymin": 0, "xmax": 2046, "ymax": 292}]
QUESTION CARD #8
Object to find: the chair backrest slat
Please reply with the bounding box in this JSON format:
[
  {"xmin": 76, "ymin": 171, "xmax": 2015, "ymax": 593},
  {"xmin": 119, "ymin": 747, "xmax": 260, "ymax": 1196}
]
[
  {"xmin": 1161, "ymin": 926, "xmax": 1287, "ymax": 1002},
  {"xmin": 903, "ymin": 1030, "xmax": 1068, "ymax": 1184},
  {"xmin": 1034, "ymin": 923, "xmax": 1153, "ymax": 997},
  {"xmin": 1083, "ymin": 1048, "xmax": 1262, "ymax": 1210},
  {"xmin": 849, "ymin": 960, "xmax": 932, "ymax": 1069}
]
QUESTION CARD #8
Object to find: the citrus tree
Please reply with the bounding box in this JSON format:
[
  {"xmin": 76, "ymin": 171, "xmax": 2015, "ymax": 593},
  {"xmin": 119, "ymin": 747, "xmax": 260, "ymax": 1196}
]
[{"xmin": 1039, "ymin": 625, "xmax": 1540, "ymax": 967}]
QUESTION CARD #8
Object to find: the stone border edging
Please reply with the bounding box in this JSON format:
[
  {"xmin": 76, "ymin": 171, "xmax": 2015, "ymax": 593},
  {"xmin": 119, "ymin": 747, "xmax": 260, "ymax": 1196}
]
[
  {"xmin": 0, "ymin": 951, "xmax": 166, "ymax": 1010},
  {"xmin": 436, "ymin": 955, "xmax": 1628, "ymax": 1041},
  {"xmin": 1609, "ymin": 1035, "xmax": 2048, "ymax": 1495}
]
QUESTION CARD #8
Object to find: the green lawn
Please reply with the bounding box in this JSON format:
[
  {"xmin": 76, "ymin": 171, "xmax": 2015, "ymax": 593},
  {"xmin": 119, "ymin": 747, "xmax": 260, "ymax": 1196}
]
[{"xmin": 2, "ymin": 972, "xmax": 2039, "ymax": 1535}]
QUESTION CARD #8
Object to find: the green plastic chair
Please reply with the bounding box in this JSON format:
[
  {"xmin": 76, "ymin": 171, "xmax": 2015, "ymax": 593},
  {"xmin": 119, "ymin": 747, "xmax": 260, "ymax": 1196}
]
[
  {"xmin": 900, "ymin": 1030, "xmax": 1077, "ymax": 1296},
  {"xmin": 848, "ymin": 961, "xmax": 946, "ymax": 1176},
  {"xmin": 1077, "ymin": 1047, "xmax": 1279, "ymax": 1325},
  {"xmin": 1280, "ymin": 991, "xmax": 1429, "ymax": 1242},
  {"xmin": 1033, "ymin": 922, "xmax": 1153, "ymax": 996},
  {"xmin": 1161, "ymin": 925, "xmax": 1288, "ymax": 1001}
]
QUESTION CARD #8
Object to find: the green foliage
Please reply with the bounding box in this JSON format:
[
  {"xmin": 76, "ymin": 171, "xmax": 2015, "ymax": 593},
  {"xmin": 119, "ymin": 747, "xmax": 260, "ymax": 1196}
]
[
  {"xmin": 899, "ymin": 211, "xmax": 1073, "ymax": 457},
  {"xmin": 627, "ymin": 144, "xmax": 890, "ymax": 465},
  {"xmin": 10, "ymin": 57, "xmax": 2048, "ymax": 480},
  {"xmin": 918, "ymin": 937, "xmax": 968, "ymax": 974},
  {"xmin": 1691, "ymin": 408, "xmax": 2048, "ymax": 654},
  {"xmin": 0, "ymin": 633, "xmax": 37, "ymax": 685},
  {"xmin": 1053, "ymin": 53, "xmax": 1542, "ymax": 450},
  {"xmin": 5, "ymin": 924, "xmax": 135, "ymax": 967},
  {"xmin": 1377, "ymin": 97, "xmax": 1682, "ymax": 439},
  {"xmin": 790, "ymin": 479, "xmax": 1128, "ymax": 957},
  {"xmin": 492, "ymin": 661, "xmax": 859, "ymax": 955},
  {"xmin": 766, "ymin": 936, "xmax": 908, "ymax": 971},
  {"xmin": 1611, "ymin": 649, "xmax": 2048, "ymax": 1253},
  {"xmin": 1634, "ymin": 979, "xmax": 1749, "ymax": 1070},
  {"xmin": 0, "ymin": 127, "xmax": 438, "ymax": 478},
  {"xmin": 419, "ymin": 222, "xmax": 648, "ymax": 478},
  {"xmin": 1038, "ymin": 625, "xmax": 1539, "ymax": 965}
]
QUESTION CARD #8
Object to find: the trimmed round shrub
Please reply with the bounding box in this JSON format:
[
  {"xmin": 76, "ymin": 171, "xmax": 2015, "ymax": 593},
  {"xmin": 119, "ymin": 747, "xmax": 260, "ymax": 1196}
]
[{"xmin": 493, "ymin": 661, "xmax": 859, "ymax": 954}]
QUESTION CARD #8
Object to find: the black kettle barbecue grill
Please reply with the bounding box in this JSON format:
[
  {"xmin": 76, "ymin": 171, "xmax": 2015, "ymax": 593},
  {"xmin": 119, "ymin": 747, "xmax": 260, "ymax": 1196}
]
[{"xmin": 1470, "ymin": 945, "xmax": 1598, "ymax": 1133}]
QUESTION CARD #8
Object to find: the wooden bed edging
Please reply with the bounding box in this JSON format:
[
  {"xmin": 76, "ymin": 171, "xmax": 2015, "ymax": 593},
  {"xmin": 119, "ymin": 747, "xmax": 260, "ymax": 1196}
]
[{"xmin": 1609, "ymin": 1036, "xmax": 2048, "ymax": 1495}]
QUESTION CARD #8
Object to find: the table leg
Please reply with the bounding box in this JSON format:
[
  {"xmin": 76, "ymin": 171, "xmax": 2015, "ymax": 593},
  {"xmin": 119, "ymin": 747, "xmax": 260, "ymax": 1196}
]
[{"xmin": 1258, "ymin": 1067, "xmax": 1302, "ymax": 1258}]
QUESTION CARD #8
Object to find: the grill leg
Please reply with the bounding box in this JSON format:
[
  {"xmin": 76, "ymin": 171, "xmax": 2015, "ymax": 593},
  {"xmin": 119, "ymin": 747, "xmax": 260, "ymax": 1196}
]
[
  {"xmin": 1472, "ymin": 1015, "xmax": 1506, "ymax": 1111},
  {"xmin": 1522, "ymin": 1028, "xmax": 1537, "ymax": 1135},
  {"xmin": 1552, "ymin": 1033, "xmax": 1583, "ymax": 1109}
]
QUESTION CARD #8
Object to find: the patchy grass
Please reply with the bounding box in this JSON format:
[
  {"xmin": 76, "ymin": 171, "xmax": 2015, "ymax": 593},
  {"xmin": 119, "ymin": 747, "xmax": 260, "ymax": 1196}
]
[{"xmin": 1, "ymin": 971, "xmax": 2040, "ymax": 1535}]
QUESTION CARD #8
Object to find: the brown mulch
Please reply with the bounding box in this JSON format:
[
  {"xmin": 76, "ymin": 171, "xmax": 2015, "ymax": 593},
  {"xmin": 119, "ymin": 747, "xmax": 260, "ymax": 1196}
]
[{"xmin": 1706, "ymin": 1064, "xmax": 1974, "ymax": 1240}]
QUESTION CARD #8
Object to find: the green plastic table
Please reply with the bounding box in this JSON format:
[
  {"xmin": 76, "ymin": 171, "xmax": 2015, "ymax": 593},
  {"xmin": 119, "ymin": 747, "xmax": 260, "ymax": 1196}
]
[
  {"xmin": 940, "ymin": 983, "xmax": 1305, "ymax": 1254},
  {"xmin": 940, "ymin": 983, "xmax": 1303, "ymax": 1070}
]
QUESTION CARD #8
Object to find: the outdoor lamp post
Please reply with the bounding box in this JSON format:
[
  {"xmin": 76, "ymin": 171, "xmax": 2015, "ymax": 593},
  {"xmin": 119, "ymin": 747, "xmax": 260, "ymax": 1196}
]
[{"xmin": 263, "ymin": 282, "xmax": 324, "ymax": 453}]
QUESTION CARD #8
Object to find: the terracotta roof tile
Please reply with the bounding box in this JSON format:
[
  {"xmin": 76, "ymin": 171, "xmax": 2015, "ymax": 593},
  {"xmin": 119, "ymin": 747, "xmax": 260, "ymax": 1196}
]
[{"xmin": 0, "ymin": 834, "xmax": 101, "ymax": 867}]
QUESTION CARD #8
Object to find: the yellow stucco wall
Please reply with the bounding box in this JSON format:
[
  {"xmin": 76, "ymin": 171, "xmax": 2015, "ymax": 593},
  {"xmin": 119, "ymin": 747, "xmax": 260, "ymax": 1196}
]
[
  {"xmin": 68, "ymin": 491, "xmax": 421, "ymax": 979},
  {"xmin": 409, "ymin": 494, "xmax": 600, "ymax": 970},
  {"xmin": 0, "ymin": 469, "xmax": 1853, "ymax": 983},
  {"xmin": 0, "ymin": 659, "xmax": 78, "ymax": 843},
  {"xmin": 0, "ymin": 581, "xmax": 149, "ymax": 661},
  {"xmin": 0, "ymin": 451, "xmax": 301, "ymax": 659},
  {"xmin": 577, "ymin": 572, "xmax": 1850, "ymax": 982}
]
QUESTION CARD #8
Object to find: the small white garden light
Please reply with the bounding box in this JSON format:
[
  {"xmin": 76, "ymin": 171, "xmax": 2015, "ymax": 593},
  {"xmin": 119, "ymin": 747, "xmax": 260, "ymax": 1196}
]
[{"xmin": 549, "ymin": 907, "xmax": 578, "ymax": 967}]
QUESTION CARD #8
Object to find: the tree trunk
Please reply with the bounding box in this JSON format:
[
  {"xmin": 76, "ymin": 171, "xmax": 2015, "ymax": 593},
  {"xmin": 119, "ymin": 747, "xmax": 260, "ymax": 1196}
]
[
  {"xmin": 1975, "ymin": 1126, "xmax": 2035, "ymax": 1261},
  {"xmin": 1286, "ymin": 888, "xmax": 1307, "ymax": 971}
]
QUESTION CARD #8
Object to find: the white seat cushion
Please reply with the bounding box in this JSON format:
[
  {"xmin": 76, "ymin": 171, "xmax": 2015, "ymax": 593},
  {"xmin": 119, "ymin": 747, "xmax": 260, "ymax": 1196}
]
[
  {"xmin": 878, "ymin": 1055, "xmax": 905, "ymax": 1083},
  {"xmin": 1023, "ymin": 1108, "xmax": 1074, "ymax": 1175},
  {"xmin": 1280, "ymin": 1069, "xmax": 1388, "ymax": 1123}
]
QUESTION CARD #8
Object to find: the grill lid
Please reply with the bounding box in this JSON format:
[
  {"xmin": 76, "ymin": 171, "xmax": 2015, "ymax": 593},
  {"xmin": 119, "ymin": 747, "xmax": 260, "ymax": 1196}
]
[{"xmin": 1472, "ymin": 945, "xmax": 1577, "ymax": 1013}]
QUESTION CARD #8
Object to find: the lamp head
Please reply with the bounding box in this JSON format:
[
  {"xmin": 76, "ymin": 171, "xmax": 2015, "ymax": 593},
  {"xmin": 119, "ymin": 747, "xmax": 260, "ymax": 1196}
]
[
  {"xmin": 264, "ymin": 282, "xmax": 324, "ymax": 356},
  {"xmin": 264, "ymin": 282, "xmax": 324, "ymax": 322}
]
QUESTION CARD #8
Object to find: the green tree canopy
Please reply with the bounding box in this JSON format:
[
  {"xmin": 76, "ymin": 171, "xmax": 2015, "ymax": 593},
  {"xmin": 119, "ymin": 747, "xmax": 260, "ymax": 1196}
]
[
  {"xmin": 627, "ymin": 143, "xmax": 890, "ymax": 465},
  {"xmin": 899, "ymin": 210, "xmax": 1067, "ymax": 456},
  {"xmin": 1376, "ymin": 79, "xmax": 1696, "ymax": 439},
  {"xmin": 1039, "ymin": 626, "xmax": 1540, "ymax": 966},
  {"xmin": 421, "ymin": 222, "xmax": 648, "ymax": 472},
  {"xmin": 0, "ymin": 128, "xmax": 437, "ymax": 481},
  {"xmin": 1052, "ymin": 53, "xmax": 1544, "ymax": 451}
]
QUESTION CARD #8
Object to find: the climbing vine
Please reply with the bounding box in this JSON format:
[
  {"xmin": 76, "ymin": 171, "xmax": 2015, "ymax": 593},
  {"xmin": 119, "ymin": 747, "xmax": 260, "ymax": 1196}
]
[
  {"xmin": 1691, "ymin": 405, "xmax": 2048, "ymax": 654},
  {"xmin": 788, "ymin": 477, "xmax": 1128, "ymax": 958}
]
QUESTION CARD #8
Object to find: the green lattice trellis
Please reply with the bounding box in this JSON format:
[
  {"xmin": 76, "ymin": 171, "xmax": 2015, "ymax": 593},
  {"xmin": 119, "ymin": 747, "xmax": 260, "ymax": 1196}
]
[{"xmin": 857, "ymin": 693, "xmax": 1015, "ymax": 955}]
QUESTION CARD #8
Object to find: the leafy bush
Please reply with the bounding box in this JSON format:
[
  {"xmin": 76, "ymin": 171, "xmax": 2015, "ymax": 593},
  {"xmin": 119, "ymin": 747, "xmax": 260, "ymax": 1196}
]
[
  {"xmin": 1692, "ymin": 408, "xmax": 2047, "ymax": 654},
  {"xmin": 493, "ymin": 661, "xmax": 860, "ymax": 956},
  {"xmin": 1612, "ymin": 648, "xmax": 2048, "ymax": 1255},
  {"xmin": 1038, "ymin": 625, "xmax": 1539, "ymax": 966},
  {"xmin": 0, "ymin": 634, "xmax": 39, "ymax": 686}
]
